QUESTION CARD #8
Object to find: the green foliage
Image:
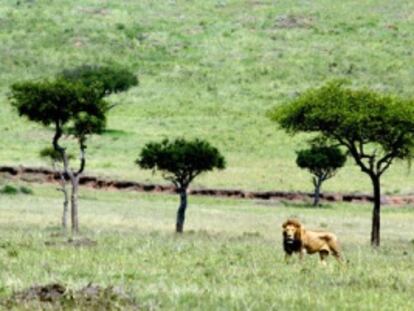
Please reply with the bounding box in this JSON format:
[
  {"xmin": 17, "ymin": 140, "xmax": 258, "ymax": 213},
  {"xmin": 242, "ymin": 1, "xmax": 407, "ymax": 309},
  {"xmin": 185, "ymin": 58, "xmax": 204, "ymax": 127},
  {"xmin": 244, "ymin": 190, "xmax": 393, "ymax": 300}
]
[
  {"xmin": 39, "ymin": 147, "xmax": 75, "ymax": 162},
  {"xmin": 72, "ymin": 112, "xmax": 106, "ymax": 138},
  {"xmin": 10, "ymin": 79, "xmax": 82, "ymax": 126},
  {"xmin": 0, "ymin": 185, "xmax": 33, "ymax": 195},
  {"xmin": 137, "ymin": 138, "xmax": 225, "ymax": 188},
  {"xmin": 60, "ymin": 65, "xmax": 138, "ymax": 96},
  {"xmin": 296, "ymin": 145, "xmax": 346, "ymax": 179},
  {"xmin": 0, "ymin": 185, "xmax": 18, "ymax": 195},
  {"xmin": 10, "ymin": 78, "xmax": 108, "ymax": 140},
  {"xmin": 19, "ymin": 186, "xmax": 34, "ymax": 195},
  {"xmin": 39, "ymin": 147, "xmax": 63, "ymax": 162},
  {"xmin": 270, "ymin": 81, "xmax": 414, "ymax": 162},
  {"xmin": 40, "ymin": 147, "xmax": 62, "ymax": 162}
]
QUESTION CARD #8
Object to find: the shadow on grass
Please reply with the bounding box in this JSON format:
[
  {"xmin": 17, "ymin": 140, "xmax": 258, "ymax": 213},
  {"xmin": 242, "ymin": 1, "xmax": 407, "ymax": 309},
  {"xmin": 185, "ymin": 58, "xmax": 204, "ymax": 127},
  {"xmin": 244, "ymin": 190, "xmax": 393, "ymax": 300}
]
[{"xmin": 102, "ymin": 129, "xmax": 130, "ymax": 137}]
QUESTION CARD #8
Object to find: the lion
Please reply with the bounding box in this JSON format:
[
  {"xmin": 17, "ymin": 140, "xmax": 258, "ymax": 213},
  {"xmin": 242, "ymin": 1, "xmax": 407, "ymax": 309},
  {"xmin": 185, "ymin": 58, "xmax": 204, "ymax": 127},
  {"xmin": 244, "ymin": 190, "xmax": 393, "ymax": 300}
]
[{"xmin": 282, "ymin": 219, "xmax": 341, "ymax": 264}]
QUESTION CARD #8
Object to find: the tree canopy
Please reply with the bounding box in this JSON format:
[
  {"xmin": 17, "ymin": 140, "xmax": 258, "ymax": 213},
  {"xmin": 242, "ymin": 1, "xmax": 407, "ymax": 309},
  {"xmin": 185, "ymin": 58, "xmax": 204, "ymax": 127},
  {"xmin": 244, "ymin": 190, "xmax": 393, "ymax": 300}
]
[
  {"xmin": 296, "ymin": 145, "xmax": 346, "ymax": 180},
  {"xmin": 270, "ymin": 81, "xmax": 414, "ymax": 176},
  {"xmin": 10, "ymin": 78, "xmax": 108, "ymax": 139},
  {"xmin": 60, "ymin": 65, "xmax": 138, "ymax": 96},
  {"xmin": 137, "ymin": 138, "xmax": 226, "ymax": 189}
]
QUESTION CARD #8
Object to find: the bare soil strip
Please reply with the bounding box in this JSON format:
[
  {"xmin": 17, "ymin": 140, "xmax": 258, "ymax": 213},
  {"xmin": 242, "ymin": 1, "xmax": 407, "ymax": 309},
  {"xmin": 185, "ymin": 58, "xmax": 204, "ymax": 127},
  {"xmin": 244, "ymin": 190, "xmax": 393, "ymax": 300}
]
[{"xmin": 1, "ymin": 165, "xmax": 413, "ymax": 205}]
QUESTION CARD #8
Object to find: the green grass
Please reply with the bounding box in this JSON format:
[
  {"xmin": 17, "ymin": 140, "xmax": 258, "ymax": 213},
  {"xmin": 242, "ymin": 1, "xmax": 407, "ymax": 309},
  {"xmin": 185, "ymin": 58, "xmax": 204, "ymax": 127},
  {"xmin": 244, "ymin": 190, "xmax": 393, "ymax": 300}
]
[
  {"xmin": 1, "ymin": 2, "xmax": 414, "ymax": 308},
  {"xmin": 0, "ymin": 182, "xmax": 414, "ymax": 310},
  {"xmin": 1, "ymin": 0, "xmax": 414, "ymax": 193}
]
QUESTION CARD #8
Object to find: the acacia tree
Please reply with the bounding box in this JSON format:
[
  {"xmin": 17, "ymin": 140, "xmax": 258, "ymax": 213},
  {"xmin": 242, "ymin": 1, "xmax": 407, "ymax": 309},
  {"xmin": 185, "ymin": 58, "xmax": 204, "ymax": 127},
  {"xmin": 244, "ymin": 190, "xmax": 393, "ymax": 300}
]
[
  {"xmin": 296, "ymin": 144, "xmax": 346, "ymax": 206},
  {"xmin": 270, "ymin": 81, "xmax": 414, "ymax": 246},
  {"xmin": 10, "ymin": 79, "xmax": 107, "ymax": 233},
  {"xmin": 136, "ymin": 138, "xmax": 226, "ymax": 233},
  {"xmin": 10, "ymin": 66, "xmax": 137, "ymax": 233}
]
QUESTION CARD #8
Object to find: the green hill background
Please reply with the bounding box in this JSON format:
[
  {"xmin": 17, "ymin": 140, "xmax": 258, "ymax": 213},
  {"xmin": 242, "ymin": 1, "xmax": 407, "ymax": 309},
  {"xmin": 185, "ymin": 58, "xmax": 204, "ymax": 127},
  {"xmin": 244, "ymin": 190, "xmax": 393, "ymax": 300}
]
[{"xmin": 1, "ymin": 0, "xmax": 413, "ymax": 193}]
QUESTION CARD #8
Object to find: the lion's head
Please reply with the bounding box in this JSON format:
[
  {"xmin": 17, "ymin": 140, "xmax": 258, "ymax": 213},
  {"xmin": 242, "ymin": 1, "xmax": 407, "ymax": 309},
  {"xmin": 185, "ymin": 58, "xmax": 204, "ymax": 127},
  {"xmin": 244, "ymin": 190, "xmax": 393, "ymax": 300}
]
[{"xmin": 282, "ymin": 219, "xmax": 304, "ymax": 244}]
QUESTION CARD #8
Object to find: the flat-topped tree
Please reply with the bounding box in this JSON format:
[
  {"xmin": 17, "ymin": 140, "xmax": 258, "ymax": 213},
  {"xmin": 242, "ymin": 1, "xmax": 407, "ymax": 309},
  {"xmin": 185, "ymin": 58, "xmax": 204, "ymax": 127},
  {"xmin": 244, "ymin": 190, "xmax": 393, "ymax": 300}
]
[
  {"xmin": 10, "ymin": 66, "xmax": 137, "ymax": 233},
  {"xmin": 10, "ymin": 78, "xmax": 107, "ymax": 233},
  {"xmin": 137, "ymin": 138, "xmax": 226, "ymax": 233},
  {"xmin": 270, "ymin": 81, "xmax": 414, "ymax": 246},
  {"xmin": 296, "ymin": 144, "xmax": 346, "ymax": 206}
]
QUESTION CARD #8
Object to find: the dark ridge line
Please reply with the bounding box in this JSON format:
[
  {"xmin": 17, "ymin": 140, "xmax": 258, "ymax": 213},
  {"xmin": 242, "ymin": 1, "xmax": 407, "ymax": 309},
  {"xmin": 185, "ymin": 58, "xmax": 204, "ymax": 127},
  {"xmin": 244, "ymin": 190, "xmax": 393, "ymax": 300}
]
[{"xmin": 1, "ymin": 165, "xmax": 413, "ymax": 206}]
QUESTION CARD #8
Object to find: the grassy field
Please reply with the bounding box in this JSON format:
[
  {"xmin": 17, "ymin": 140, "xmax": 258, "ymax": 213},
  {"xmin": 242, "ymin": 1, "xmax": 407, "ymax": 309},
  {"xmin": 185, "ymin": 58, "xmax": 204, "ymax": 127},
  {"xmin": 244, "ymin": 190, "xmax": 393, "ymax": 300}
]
[
  {"xmin": 0, "ymin": 182, "xmax": 413, "ymax": 310},
  {"xmin": 1, "ymin": 0, "xmax": 414, "ymax": 193}
]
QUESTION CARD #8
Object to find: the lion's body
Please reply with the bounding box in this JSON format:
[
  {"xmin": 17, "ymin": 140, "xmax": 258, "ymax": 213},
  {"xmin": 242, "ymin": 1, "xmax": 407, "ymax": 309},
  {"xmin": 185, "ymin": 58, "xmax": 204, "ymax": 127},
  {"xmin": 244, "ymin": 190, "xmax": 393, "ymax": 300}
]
[{"xmin": 282, "ymin": 219, "xmax": 341, "ymax": 264}]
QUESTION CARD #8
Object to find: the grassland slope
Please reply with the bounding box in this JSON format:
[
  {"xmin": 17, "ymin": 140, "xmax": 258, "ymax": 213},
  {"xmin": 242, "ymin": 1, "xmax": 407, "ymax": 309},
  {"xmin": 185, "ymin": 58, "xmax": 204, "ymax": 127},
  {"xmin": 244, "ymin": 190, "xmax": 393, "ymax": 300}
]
[{"xmin": 1, "ymin": 0, "xmax": 413, "ymax": 193}]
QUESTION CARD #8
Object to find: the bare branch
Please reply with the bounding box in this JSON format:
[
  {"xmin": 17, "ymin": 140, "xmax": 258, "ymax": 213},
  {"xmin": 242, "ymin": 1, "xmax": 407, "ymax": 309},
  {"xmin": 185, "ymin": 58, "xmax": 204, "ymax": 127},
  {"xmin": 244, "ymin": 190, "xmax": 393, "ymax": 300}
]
[
  {"xmin": 377, "ymin": 152, "xmax": 396, "ymax": 176},
  {"xmin": 347, "ymin": 139, "xmax": 373, "ymax": 176}
]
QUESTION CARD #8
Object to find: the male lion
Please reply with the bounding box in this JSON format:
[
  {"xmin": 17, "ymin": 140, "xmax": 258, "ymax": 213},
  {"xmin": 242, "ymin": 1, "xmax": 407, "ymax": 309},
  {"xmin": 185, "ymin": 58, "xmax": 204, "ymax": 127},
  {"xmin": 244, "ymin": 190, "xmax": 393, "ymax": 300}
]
[{"xmin": 282, "ymin": 219, "xmax": 341, "ymax": 264}]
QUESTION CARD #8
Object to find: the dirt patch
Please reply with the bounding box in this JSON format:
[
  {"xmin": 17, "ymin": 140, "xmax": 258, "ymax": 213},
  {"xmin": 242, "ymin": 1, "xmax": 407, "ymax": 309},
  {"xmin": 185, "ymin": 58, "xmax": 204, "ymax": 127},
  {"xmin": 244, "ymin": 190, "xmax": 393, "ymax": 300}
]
[
  {"xmin": 10, "ymin": 283, "xmax": 66, "ymax": 303},
  {"xmin": 67, "ymin": 238, "xmax": 98, "ymax": 247},
  {"xmin": 4, "ymin": 283, "xmax": 139, "ymax": 310},
  {"xmin": 275, "ymin": 14, "xmax": 314, "ymax": 29},
  {"xmin": 1, "ymin": 165, "xmax": 414, "ymax": 206},
  {"xmin": 78, "ymin": 7, "xmax": 110, "ymax": 16},
  {"xmin": 45, "ymin": 238, "xmax": 97, "ymax": 248}
]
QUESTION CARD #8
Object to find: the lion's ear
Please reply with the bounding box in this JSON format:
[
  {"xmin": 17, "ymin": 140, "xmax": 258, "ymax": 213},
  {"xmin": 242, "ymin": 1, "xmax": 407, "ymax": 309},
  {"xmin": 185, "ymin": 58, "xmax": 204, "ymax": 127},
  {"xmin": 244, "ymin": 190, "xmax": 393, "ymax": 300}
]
[{"xmin": 282, "ymin": 221, "xmax": 288, "ymax": 229}]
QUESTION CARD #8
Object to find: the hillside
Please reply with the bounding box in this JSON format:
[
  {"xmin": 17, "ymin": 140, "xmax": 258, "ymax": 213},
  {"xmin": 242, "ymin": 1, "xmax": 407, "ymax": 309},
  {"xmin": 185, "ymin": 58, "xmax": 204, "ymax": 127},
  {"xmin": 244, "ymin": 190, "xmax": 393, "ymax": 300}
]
[{"xmin": 1, "ymin": 0, "xmax": 414, "ymax": 193}]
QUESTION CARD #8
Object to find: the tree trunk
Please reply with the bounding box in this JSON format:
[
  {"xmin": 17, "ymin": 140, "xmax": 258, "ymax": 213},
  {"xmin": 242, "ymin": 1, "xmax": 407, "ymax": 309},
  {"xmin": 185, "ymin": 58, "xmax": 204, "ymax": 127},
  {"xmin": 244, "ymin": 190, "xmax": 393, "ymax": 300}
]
[
  {"xmin": 70, "ymin": 175, "xmax": 80, "ymax": 234},
  {"xmin": 370, "ymin": 175, "xmax": 381, "ymax": 247},
  {"xmin": 370, "ymin": 176, "xmax": 381, "ymax": 246},
  {"xmin": 54, "ymin": 162, "xmax": 69, "ymax": 230},
  {"xmin": 57, "ymin": 168, "xmax": 69, "ymax": 230},
  {"xmin": 313, "ymin": 176, "xmax": 323, "ymax": 207},
  {"xmin": 176, "ymin": 189, "xmax": 188, "ymax": 233},
  {"xmin": 61, "ymin": 185, "xmax": 69, "ymax": 229}
]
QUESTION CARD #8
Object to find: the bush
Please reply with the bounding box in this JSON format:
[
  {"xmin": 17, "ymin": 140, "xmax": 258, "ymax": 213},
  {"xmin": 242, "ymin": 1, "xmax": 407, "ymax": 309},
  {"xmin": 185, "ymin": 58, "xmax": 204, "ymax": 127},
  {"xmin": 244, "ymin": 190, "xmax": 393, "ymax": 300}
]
[
  {"xmin": 0, "ymin": 185, "xmax": 34, "ymax": 195},
  {"xmin": 19, "ymin": 186, "xmax": 34, "ymax": 195},
  {"xmin": 0, "ymin": 185, "xmax": 18, "ymax": 195}
]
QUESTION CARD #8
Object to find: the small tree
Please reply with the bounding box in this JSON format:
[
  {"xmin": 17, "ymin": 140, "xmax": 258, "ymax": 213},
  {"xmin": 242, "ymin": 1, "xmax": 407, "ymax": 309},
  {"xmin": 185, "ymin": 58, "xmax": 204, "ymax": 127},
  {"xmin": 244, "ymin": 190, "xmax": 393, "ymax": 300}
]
[
  {"xmin": 10, "ymin": 67, "xmax": 137, "ymax": 233},
  {"xmin": 270, "ymin": 81, "xmax": 414, "ymax": 246},
  {"xmin": 296, "ymin": 144, "xmax": 346, "ymax": 206},
  {"xmin": 136, "ymin": 138, "xmax": 226, "ymax": 233},
  {"xmin": 10, "ymin": 79, "xmax": 108, "ymax": 233}
]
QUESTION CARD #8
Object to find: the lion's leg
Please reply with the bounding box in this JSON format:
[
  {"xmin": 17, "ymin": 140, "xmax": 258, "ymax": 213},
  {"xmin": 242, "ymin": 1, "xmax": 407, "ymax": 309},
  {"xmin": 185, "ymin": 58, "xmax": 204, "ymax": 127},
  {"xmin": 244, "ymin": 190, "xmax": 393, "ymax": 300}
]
[
  {"xmin": 299, "ymin": 249, "xmax": 305, "ymax": 261},
  {"xmin": 329, "ymin": 243, "xmax": 342, "ymax": 263},
  {"xmin": 319, "ymin": 250, "xmax": 329, "ymax": 266}
]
